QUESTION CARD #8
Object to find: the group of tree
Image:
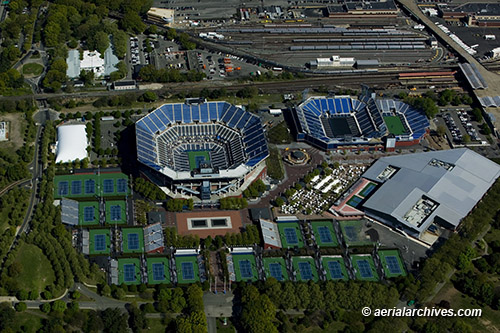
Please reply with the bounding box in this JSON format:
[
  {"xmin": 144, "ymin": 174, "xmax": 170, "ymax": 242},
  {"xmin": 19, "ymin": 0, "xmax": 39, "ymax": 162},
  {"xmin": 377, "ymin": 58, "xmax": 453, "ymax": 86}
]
[
  {"xmin": 0, "ymin": 187, "xmax": 30, "ymax": 228},
  {"xmin": 266, "ymin": 146, "xmax": 285, "ymax": 180},
  {"xmin": 267, "ymin": 121, "xmax": 292, "ymax": 144},
  {"xmin": 164, "ymin": 227, "xmax": 200, "ymax": 248},
  {"xmin": 134, "ymin": 177, "xmax": 167, "ymax": 201},
  {"xmin": 222, "ymin": 225, "xmax": 261, "ymax": 247},
  {"xmin": 220, "ymin": 197, "xmax": 248, "ymax": 210},
  {"xmin": 166, "ymin": 198, "xmax": 194, "ymax": 212},
  {"xmin": 243, "ymin": 179, "xmax": 266, "ymax": 199},
  {"xmin": 138, "ymin": 65, "xmax": 205, "ymax": 83},
  {"xmin": 93, "ymin": 93, "xmax": 138, "ymax": 108},
  {"xmin": 174, "ymin": 284, "xmax": 207, "ymax": 332}
]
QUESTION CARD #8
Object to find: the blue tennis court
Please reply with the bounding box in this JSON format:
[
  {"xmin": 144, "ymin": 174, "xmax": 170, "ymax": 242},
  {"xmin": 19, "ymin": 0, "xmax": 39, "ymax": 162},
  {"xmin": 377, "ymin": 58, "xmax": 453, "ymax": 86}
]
[
  {"xmin": 386, "ymin": 256, "xmax": 402, "ymax": 274},
  {"xmin": 298, "ymin": 262, "xmax": 312, "ymax": 280},
  {"xmin": 83, "ymin": 206, "xmax": 95, "ymax": 222},
  {"xmin": 128, "ymin": 233, "xmax": 139, "ymax": 250},
  {"xmin": 85, "ymin": 179, "xmax": 95, "ymax": 194},
  {"xmin": 344, "ymin": 226, "xmax": 357, "ymax": 241},
  {"xmin": 357, "ymin": 260, "xmax": 373, "ymax": 278},
  {"xmin": 318, "ymin": 226, "xmax": 333, "ymax": 243},
  {"xmin": 124, "ymin": 264, "xmax": 136, "ymax": 282},
  {"xmin": 359, "ymin": 183, "xmax": 376, "ymax": 197},
  {"xmin": 58, "ymin": 181, "xmax": 69, "ymax": 195},
  {"xmin": 110, "ymin": 205, "xmax": 121, "ymax": 221},
  {"xmin": 94, "ymin": 234, "xmax": 106, "ymax": 251},
  {"xmin": 283, "ymin": 228, "xmax": 298, "ymax": 245},
  {"xmin": 327, "ymin": 261, "xmax": 343, "ymax": 279},
  {"xmin": 103, "ymin": 179, "xmax": 114, "ymax": 193},
  {"xmin": 117, "ymin": 179, "xmax": 127, "ymax": 193},
  {"xmin": 181, "ymin": 262, "xmax": 194, "ymax": 280},
  {"xmin": 347, "ymin": 195, "xmax": 363, "ymax": 208},
  {"xmin": 239, "ymin": 260, "xmax": 253, "ymax": 279},
  {"xmin": 269, "ymin": 263, "xmax": 283, "ymax": 281},
  {"xmin": 71, "ymin": 181, "xmax": 82, "ymax": 194},
  {"xmin": 152, "ymin": 263, "xmax": 165, "ymax": 281}
]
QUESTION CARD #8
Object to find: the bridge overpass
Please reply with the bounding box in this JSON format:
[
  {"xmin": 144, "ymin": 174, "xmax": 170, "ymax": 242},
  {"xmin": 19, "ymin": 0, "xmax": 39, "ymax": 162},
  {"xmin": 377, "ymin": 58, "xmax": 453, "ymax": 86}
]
[{"xmin": 396, "ymin": 0, "xmax": 500, "ymax": 134}]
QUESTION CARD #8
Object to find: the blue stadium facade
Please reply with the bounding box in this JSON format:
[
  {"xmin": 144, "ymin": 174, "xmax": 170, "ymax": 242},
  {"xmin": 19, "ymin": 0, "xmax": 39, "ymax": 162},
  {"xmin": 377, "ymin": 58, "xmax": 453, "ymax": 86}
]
[
  {"xmin": 136, "ymin": 101, "xmax": 269, "ymax": 199},
  {"xmin": 293, "ymin": 95, "xmax": 429, "ymax": 150}
]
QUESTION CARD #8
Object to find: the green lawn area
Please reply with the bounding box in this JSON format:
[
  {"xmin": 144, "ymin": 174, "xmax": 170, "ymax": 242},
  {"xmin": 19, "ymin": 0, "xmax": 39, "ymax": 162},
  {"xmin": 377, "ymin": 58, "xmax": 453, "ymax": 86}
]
[
  {"xmin": 146, "ymin": 318, "xmax": 167, "ymax": 333},
  {"xmin": 378, "ymin": 249, "xmax": 406, "ymax": 278},
  {"xmin": 291, "ymin": 257, "xmax": 319, "ymax": 282},
  {"xmin": 277, "ymin": 222, "xmax": 304, "ymax": 248},
  {"xmin": 351, "ymin": 255, "xmax": 379, "ymax": 281},
  {"xmin": 12, "ymin": 311, "xmax": 43, "ymax": 333},
  {"xmin": 22, "ymin": 63, "xmax": 44, "ymax": 76},
  {"xmin": 13, "ymin": 243, "xmax": 55, "ymax": 293},
  {"xmin": 232, "ymin": 253, "xmax": 258, "ymax": 282},
  {"xmin": 384, "ymin": 115, "xmax": 407, "ymax": 135},
  {"xmin": 311, "ymin": 220, "xmax": 338, "ymax": 247},
  {"xmin": 432, "ymin": 281, "xmax": 500, "ymax": 332}
]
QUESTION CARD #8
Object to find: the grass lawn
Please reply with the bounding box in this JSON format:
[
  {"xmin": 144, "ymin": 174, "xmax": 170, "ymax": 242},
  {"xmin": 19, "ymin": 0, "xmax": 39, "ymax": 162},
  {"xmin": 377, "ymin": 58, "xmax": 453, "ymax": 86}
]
[
  {"xmin": 22, "ymin": 63, "xmax": 44, "ymax": 76},
  {"xmin": 145, "ymin": 318, "xmax": 167, "ymax": 333},
  {"xmin": 431, "ymin": 281, "xmax": 500, "ymax": 332},
  {"xmin": 12, "ymin": 311, "xmax": 43, "ymax": 333},
  {"xmin": 13, "ymin": 243, "xmax": 55, "ymax": 293}
]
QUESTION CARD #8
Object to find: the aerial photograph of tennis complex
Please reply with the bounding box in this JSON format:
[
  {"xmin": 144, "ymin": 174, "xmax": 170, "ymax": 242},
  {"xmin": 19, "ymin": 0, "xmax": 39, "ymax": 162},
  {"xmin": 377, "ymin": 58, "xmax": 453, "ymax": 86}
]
[{"xmin": 2, "ymin": 0, "xmax": 500, "ymax": 332}]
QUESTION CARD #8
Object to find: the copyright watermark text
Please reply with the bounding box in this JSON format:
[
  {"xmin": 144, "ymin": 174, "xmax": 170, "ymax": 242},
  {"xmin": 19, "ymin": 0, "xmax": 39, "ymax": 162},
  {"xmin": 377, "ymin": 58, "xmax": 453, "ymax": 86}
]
[{"xmin": 362, "ymin": 307, "xmax": 482, "ymax": 317}]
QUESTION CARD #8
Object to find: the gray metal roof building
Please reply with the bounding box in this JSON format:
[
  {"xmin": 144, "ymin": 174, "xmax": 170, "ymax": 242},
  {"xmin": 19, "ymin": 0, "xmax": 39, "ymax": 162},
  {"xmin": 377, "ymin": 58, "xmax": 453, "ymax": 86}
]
[
  {"xmin": 144, "ymin": 223, "xmax": 164, "ymax": 253},
  {"xmin": 61, "ymin": 198, "xmax": 79, "ymax": 226},
  {"xmin": 361, "ymin": 149, "xmax": 500, "ymax": 238}
]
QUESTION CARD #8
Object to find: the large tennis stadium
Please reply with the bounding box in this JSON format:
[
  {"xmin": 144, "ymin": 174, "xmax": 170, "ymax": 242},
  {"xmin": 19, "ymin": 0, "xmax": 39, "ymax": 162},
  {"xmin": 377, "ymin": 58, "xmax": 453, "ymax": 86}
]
[
  {"xmin": 136, "ymin": 100, "xmax": 269, "ymax": 200},
  {"xmin": 292, "ymin": 95, "xmax": 429, "ymax": 150}
]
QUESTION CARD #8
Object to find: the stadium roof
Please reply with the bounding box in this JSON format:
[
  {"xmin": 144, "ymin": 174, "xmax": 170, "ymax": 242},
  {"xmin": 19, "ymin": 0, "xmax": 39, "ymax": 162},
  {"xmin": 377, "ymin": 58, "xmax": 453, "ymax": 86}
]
[
  {"xmin": 56, "ymin": 124, "xmax": 88, "ymax": 163},
  {"xmin": 362, "ymin": 149, "xmax": 500, "ymax": 236},
  {"xmin": 144, "ymin": 223, "xmax": 164, "ymax": 253},
  {"xmin": 61, "ymin": 198, "xmax": 78, "ymax": 226},
  {"xmin": 136, "ymin": 101, "xmax": 268, "ymax": 178},
  {"xmin": 259, "ymin": 219, "xmax": 282, "ymax": 248}
]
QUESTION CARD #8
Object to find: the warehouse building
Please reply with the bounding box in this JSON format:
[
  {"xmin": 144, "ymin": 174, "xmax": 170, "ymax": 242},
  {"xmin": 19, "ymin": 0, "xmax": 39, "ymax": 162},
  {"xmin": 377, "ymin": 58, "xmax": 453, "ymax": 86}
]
[
  {"xmin": 360, "ymin": 149, "xmax": 500, "ymax": 240},
  {"xmin": 55, "ymin": 124, "xmax": 88, "ymax": 163}
]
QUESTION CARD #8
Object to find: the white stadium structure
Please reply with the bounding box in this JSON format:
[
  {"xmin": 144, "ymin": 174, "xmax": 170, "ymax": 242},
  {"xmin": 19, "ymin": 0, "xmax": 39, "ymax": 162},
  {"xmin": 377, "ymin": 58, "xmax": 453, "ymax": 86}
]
[
  {"xmin": 56, "ymin": 124, "xmax": 88, "ymax": 163},
  {"xmin": 135, "ymin": 100, "xmax": 269, "ymax": 200}
]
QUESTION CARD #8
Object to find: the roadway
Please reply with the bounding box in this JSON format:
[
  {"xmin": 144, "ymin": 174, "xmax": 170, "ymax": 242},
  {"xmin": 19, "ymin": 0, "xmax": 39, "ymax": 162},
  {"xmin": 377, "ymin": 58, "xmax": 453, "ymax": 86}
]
[{"xmin": 396, "ymin": 0, "xmax": 500, "ymax": 131}]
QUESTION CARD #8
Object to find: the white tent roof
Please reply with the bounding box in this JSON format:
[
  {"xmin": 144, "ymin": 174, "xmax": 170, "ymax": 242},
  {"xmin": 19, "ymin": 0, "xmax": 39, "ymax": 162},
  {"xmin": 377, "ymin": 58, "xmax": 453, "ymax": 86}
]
[{"xmin": 56, "ymin": 124, "xmax": 88, "ymax": 163}]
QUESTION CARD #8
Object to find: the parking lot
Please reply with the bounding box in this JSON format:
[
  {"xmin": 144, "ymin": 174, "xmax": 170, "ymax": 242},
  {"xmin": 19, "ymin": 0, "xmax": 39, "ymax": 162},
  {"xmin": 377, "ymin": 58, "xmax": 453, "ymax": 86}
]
[{"xmin": 439, "ymin": 108, "xmax": 487, "ymax": 145}]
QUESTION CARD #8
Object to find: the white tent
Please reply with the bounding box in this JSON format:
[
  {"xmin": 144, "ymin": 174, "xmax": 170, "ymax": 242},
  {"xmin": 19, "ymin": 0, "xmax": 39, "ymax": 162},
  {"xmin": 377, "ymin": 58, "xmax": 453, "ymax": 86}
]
[{"xmin": 56, "ymin": 124, "xmax": 88, "ymax": 163}]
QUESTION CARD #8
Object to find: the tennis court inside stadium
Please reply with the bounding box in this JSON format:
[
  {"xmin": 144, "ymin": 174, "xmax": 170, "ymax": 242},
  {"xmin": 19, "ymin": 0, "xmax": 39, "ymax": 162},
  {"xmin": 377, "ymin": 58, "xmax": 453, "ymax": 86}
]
[
  {"xmin": 292, "ymin": 257, "xmax": 319, "ymax": 282},
  {"xmin": 105, "ymin": 200, "xmax": 127, "ymax": 224},
  {"xmin": 79, "ymin": 201, "xmax": 100, "ymax": 226},
  {"xmin": 358, "ymin": 182, "xmax": 377, "ymax": 198},
  {"xmin": 54, "ymin": 172, "xmax": 130, "ymax": 199},
  {"xmin": 187, "ymin": 151, "xmax": 211, "ymax": 170},
  {"xmin": 262, "ymin": 257, "xmax": 289, "ymax": 281},
  {"xmin": 378, "ymin": 250, "xmax": 406, "ymax": 278},
  {"xmin": 147, "ymin": 257, "xmax": 170, "ymax": 284},
  {"xmin": 89, "ymin": 229, "xmax": 110, "ymax": 255},
  {"xmin": 277, "ymin": 222, "xmax": 304, "ymax": 248},
  {"xmin": 383, "ymin": 116, "xmax": 407, "ymax": 135},
  {"xmin": 311, "ymin": 220, "xmax": 338, "ymax": 247},
  {"xmin": 351, "ymin": 255, "xmax": 379, "ymax": 281},
  {"xmin": 340, "ymin": 220, "xmax": 374, "ymax": 246},
  {"xmin": 122, "ymin": 228, "xmax": 144, "ymax": 253},
  {"xmin": 321, "ymin": 256, "xmax": 348, "ymax": 281},
  {"xmin": 233, "ymin": 254, "xmax": 258, "ymax": 282},
  {"xmin": 346, "ymin": 195, "xmax": 363, "ymax": 208},
  {"xmin": 175, "ymin": 255, "xmax": 200, "ymax": 283},
  {"xmin": 118, "ymin": 258, "xmax": 141, "ymax": 285}
]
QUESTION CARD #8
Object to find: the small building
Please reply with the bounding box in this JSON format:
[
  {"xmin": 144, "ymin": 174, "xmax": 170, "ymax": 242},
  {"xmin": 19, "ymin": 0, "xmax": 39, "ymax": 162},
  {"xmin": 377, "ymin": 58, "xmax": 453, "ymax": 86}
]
[
  {"xmin": 66, "ymin": 46, "xmax": 119, "ymax": 79},
  {"xmin": 356, "ymin": 59, "xmax": 379, "ymax": 68},
  {"xmin": 147, "ymin": 7, "xmax": 175, "ymax": 26},
  {"xmin": 111, "ymin": 80, "xmax": 137, "ymax": 91},
  {"xmin": 326, "ymin": 0, "xmax": 399, "ymax": 18},
  {"xmin": 144, "ymin": 223, "xmax": 165, "ymax": 253},
  {"xmin": 491, "ymin": 47, "xmax": 500, "ymax": 58},
  {"xmin": 310, "ymin": 55, "xmax": 355, "ymax": 69},
  {"xmin": 259, "ymin": 219, "xmax": 282, "ymax": 249},
  {"xmin": 269, "ymin": 109, "xmax": 282, "ymax": 116}
]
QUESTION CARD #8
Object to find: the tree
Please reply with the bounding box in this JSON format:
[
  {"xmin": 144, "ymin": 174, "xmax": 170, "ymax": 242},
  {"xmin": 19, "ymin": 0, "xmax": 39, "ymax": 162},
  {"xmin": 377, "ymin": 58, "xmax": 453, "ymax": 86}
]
[
  {"xmin": 436, "ymin": 125, "xmax": 446, "ymax": 136},
  {"xmin": 274, "ymin": 197, "xmax": 284, "ymax": 207},
  {"xmin": 472, "ymin": 108, "xmax": 483, "ymax": 122},
  {"xmin": 140, "ymin": 91, "xmax": 157, "ymax": 102},
  {"xmin": 128, "ymin": 304, "xmax": 146, "ymax": 333},
  {"xmin": 15, "ymin": 302, "xmax": 27, "ymax": 312},
  {"xmin": 120, "ymin": 12, "xmax": 146, "ymax": 33},
  {"xmin": 52, "ymin": 300, "xmax": 67, "ymax": 313},
  {"xmin": 41, "ymin": 302, "xmax": 51, "ymax": 313},
  {"xmin": 71, "ymin": 290, "xmax": 81, "ymax": 300}
]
